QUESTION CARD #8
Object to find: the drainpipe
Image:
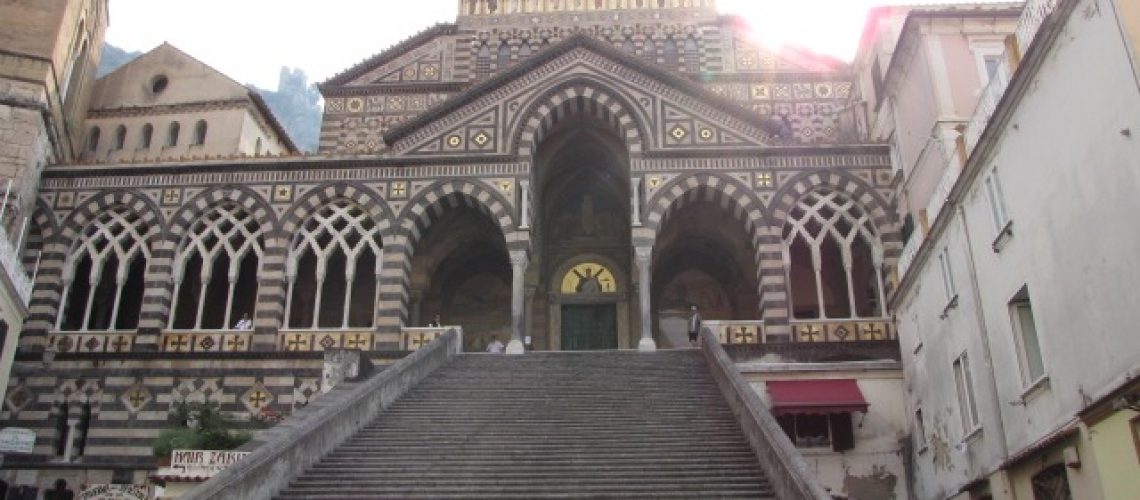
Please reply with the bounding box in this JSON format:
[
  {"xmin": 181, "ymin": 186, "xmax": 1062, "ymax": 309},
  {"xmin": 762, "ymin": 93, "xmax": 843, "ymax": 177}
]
[{"xmin": 957, "ymin": 206, "xmax": 1009, "ymax": 460}]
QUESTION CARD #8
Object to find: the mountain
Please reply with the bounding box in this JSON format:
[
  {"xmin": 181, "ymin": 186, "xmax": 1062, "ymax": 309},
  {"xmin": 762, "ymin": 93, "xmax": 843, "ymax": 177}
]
[
  {"xmin": 97, "ymin": 43, "xmax": 142, "ymax": 77},
  {"xmin": 252, "ymin": 68, "xmax": 321, "ymax": 152}
]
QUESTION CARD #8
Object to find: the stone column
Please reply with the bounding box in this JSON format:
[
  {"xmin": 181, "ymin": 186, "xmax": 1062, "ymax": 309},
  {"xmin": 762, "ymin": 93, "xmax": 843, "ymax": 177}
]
[
  {"xmin": 634, "ymin": 245, "xmax": 656, "ymax": 351},
  {"xmin": 506, "ymin": 250, "xmax": 528, "ymax": 355},
  {"xmin": 519, "ymin": 179, "xmax": 531, "ymax": 229}
]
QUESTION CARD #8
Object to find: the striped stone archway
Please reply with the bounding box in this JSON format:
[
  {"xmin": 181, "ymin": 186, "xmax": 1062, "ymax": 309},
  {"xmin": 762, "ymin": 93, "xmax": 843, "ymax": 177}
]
[
  {"xmin": 267, "ymin": 183, "xmax": 395, "ymax": 348},
  {"xmin": 511, "ymin": 78, "xmax": 649, "ymax": 156},
  {"xmin": 387, "ymin": 179, "xmax": 524, "ymax": 338},
  {"xmin": 767, "ymin": 170, "xmax": 901, "ymax": 336},
  {"xmin": 638, "ymin": 173, "xmax": 780, "ymax": 329},
  {"xmin": 153, "ymin": 185, "xmax": 278, "ymax": 336},
  {"xmin": 27, "ymin": 190, "xmax": 164, "ymax": 349}
]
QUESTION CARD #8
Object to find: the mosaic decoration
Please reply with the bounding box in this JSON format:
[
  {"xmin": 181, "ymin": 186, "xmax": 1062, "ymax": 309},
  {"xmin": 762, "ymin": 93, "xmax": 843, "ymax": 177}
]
[
  {"xmin": 48, "ymin": 333, "xmax": 135, "ymax": 353},
  {"xmin": 792, "ymin": 320, "xmax": 894, "ymax": 343},
  {"xmin": 279, "ymin": 331, "xmax": 375, "ymax": 352},
  {"xmin": 160, "ymin": 332, "xmax": 252, "ymax": 353},
  {"xmin": 560, "ymin": 263, "xmax": 617, "ymax": 294},
  {"xmin": 120, "ymin": 382, "xmax": 152, "ymax": 414}
]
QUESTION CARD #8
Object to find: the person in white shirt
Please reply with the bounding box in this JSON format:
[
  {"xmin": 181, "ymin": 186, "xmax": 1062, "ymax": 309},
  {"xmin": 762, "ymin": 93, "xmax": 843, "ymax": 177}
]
[
  {"xmin": 233, "ymin": 313, "xmax": 252, "ymax": 330},
  {"xmin": 486, "ymin": 337, "xmax": 505, "ymax": 354}
]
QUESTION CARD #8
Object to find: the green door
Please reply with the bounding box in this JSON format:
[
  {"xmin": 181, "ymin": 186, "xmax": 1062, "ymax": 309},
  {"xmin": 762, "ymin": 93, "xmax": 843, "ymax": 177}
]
[{"xmin": 561, "ymin": 304, "xmax": 618, "ymax": 350}]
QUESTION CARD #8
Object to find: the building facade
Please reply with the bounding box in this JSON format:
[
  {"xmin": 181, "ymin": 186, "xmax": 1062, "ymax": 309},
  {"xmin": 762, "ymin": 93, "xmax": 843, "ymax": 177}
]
[
  {"xmin": 19, "ymin": 0, "xmax": 1140, "ymax": 498},
  {"xmin": 0, "ymin": 1, "xmax": 909, "ymax": 494},
  {"xmin": 83, "ymin": 43, "xmax": 297, "ymax": 163},
  {"xmin": 887, "ymin": 0, "xmax": 1140, "ymax": 498}
]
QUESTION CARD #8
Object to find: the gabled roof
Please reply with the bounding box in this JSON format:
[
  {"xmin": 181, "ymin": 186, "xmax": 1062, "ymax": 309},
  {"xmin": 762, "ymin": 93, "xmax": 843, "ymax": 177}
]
[
  {"xmin": 91, "ymin": 42, "xmax": 297, "ymax": 153},
  {"xmin": 383, "ymin": 33, "xmax": 782, "ymax": 146},
  {"xmin": 320, "ymin": 23, "xmax": 458, "ymax": 89}
]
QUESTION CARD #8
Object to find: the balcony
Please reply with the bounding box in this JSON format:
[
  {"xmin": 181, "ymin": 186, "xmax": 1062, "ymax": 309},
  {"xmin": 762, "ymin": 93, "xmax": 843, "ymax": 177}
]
[
  {"xmin": 0, "ymin": 222, "xmax": 33, "ymax": 307},
  {"xmin": 898, "ymin": 0, "xmax": 1061, "ymax": 284}
]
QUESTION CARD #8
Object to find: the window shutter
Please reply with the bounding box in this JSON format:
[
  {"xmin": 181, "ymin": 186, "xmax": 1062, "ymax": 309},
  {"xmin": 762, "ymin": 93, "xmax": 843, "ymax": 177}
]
[{"xmin": 831, "ymin": 412, "xmax": 855, "ymax": 452}]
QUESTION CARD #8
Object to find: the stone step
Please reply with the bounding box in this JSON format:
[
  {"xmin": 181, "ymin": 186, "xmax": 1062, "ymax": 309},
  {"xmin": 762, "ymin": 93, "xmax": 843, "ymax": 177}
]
[{"xmin": 277, "ymin": 349, "xmax": 771, "ymax": 498}]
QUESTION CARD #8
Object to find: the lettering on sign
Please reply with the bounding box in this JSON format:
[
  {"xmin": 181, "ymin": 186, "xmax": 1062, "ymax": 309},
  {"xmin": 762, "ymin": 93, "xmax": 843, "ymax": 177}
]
[
  {"xmin": 0, "ymin": 427, "xmax": 36, "ymax": 453},
  {"xmin": 169, "ymin": 449, "xmax": 250, "ymax": 476},
  {"xmin": 78, "ymin": 484, "xmax": 152, "ymax": 500}
]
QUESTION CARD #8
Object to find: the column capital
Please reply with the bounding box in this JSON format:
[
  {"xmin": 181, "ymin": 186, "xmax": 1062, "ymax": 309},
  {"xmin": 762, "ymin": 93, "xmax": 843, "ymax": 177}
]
[
  {"xmin": 633, "ymin": 245, "xmax": 652, "ymax": 261},
  {"xmin": 508, "ymin": 249, "xmax": 529, "ymax": 268}
]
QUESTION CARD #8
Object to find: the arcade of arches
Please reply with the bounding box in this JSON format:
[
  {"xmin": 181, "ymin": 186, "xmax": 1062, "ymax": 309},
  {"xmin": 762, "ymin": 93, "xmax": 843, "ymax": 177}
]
[{"xmin": 48, "ymin": 124, "xmax": 892, "ymax": 353}]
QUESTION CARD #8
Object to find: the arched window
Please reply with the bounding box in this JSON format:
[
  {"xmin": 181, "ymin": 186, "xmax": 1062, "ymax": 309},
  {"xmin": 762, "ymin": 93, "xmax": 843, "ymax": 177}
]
[
  {"xmin": 192, "ymin": 120, "xmax": 207, "ymax": 145},
  {"xmin": 140, "ymin": 123, "xmax": 154, "ymax": 149},
  {"xmin": 86, "ymin": 127, "xmax": 101, "ymax": 154},
  {"xmin": 54, "ymin": 403, "xmax": 69, "ymax": 456},
  {"xmin": 643, "ymin": 38, "xmax": 656, "ymax": 60},
  {"xmin": 254, "ymin": 137, "xmax": 263, "ymax": 156},
  {"xmin": 497, "ymin": 42, "xmax": 511, "ymax": 67},
  {"xmin": 62, "ymin": 37, "xmax": 88, "ymax": 108},
  {"xmin": 782, "ymin": 189, "xmax": 885, "ymax": 319},
  {"xmin": 683, "ymin": 37, "xmax": 700, "ymax": 73},
  {"xmin": 518, "ymin": 43, "xmax": 532, "ymax": 57},
  {"xmin": 663, "ymin": 37, "xmax": 679, "ymax": 66},
  {"xmin": 166, "ymin": 122, "xmax": 180, "ymax": 147},
  {"xmin": 1031, "ymin": 464, "xmax": 1072, "ymax": 500},
  {"xmin": 476, "ymin": 44, "xmax": 492, "ymax": 79},
  {"xmin": 57, "ymin": 206, "xmax": 152, "ymax": 331},
  {"xmin": 113, "ymin": 125, "xmax": 126, "ymax": 151},
  {"xmin": 286, "ymin": 199, "xmax": 382, "ymax": 329},
  {"xmin": 170, "ymin": 202, "xmax": 264, "ymax": 330}
]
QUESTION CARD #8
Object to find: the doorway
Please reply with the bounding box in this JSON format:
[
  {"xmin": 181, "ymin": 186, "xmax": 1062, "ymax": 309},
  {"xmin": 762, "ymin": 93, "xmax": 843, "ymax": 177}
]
[{"xmin": 561, "ymin": 304, "xmax": 617, "ymax": 350}]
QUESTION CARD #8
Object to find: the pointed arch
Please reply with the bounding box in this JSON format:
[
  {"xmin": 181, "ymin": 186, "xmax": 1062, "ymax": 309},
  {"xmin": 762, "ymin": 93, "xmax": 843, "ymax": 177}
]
[
  {"xmin": 280, "ymin": 183, "xmax": 392, "ymax": 330},
  {"xmin": 643, "ymin": 173, "xmax": 768, "ymax": 246},
  {"xmin": 167, "ymin": 195, "xmax": 270, "ymax": 330},
  {"xmin": 56, "ymin": 203, "xmax": 156, "ymax": 331},
  {"xmin": 167, "ymin": 185, "xmax": 276, "ymax": 243},
  {"xmin": 769, "ymin": 170, "xmax": 893, "ymax": 232},
  {"xmin": 397, "ymin": 179, "xmax": 520, "ymax": 251},
  {"xmin": 510, "ymin": 78, "xmax": 650, "ymax": 156},
  {"xmin": 280, "ymin": 183, "xmax": 392, "ymax": 238},
  {"xmin": 780, "ymin": 186, "xmax": 889, "ymax": 320}
]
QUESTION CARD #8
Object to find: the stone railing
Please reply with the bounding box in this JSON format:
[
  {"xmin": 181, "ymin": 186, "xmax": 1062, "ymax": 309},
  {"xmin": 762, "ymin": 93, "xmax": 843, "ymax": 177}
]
[
  {"xmin": 47, "ymin": 332, "xmax": 137, "ymax": 353},
  {"xmin": 401, "ymin": 326, "xmax": 462, "ymax": 351},
  {"xmin": 278, "ymin": 329, "xmax": 376, "ymax": 352},
  {"xmin": 1016, "ymin": 0, "xmax": 1062, "ymax": 54},
  {"xmin": 0, "ymin": 223, "xmax": 32, "ymax": 306},
  {"xmin": 161, "ymin": 330, "xmax": 254, "ymax": 353},
  {"xmin": 896, "ymin": 227, "xmax": 923, "ymax": 280},
  {"xmin": 184, "ymin": 329, "xmax": 463, "ymax": 500},
  {"xmin": 789, "ymin": 319, "xmax": 893, "ymax": 343},
  {"xmin": 702, "ymin": 320, "xmax": 766, "ymax": 345},
  {"xmin": 699, "ymin": 328, "xmax": 831, "ymax": 500},
  {"xmin": 901, "ymin": 0, "xmax": 1062, "ymax": 285}
]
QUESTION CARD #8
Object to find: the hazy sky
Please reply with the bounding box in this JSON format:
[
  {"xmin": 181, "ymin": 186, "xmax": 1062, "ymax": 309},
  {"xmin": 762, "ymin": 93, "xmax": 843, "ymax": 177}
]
[{"xmin": 104, "ymin": 0, "xmax": 1002, "ymax": 89}]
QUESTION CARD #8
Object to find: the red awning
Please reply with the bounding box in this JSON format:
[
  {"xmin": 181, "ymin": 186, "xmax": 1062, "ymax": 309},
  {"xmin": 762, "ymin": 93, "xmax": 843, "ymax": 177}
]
[{"xmin": 766, "ymin": 379, "xmax": 869, "ymax": 415}]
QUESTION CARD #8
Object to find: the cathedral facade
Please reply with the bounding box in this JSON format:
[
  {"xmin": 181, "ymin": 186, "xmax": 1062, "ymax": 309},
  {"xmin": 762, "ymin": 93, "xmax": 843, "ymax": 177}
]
[{"xmin": 1, "ymin": 0, "xmax": 902, "ymax": 491}]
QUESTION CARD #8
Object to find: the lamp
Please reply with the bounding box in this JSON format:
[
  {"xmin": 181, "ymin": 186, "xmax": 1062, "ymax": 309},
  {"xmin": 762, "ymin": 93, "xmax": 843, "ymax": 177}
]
[
  {"xmin": 1110, "ymin": 394, "xmax": 1140, "ymax": 412},
  {"xmin": 41, "ymin": 346, "xmax": 57, "ymax": 367}
]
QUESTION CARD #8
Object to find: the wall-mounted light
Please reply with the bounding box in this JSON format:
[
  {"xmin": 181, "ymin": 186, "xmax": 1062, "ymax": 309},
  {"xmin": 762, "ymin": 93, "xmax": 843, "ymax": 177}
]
[{"xmin": 1111, "ymin": 394, "xmax": 1140, "ymax": 412}]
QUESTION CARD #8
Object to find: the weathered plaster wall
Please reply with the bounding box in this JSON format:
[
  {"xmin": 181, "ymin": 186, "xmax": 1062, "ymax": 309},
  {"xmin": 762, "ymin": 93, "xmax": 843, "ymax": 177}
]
[
  {"xmin": 743, "ymin": 363, "xmax": 910, "ymax": 500},
  {"xmin": 896, "ymin": 0, "xmax": 1140, "ymax": 497}
]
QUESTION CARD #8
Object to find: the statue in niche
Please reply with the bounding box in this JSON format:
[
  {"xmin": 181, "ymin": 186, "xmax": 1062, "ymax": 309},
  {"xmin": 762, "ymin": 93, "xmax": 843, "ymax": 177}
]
[
  {"xmin": 580, "ymin": 193, "xmax": 597, "ymax": 236},
  {"xmin": 574, "ymin": 266, "xmax": 602, "ymax": 293}
]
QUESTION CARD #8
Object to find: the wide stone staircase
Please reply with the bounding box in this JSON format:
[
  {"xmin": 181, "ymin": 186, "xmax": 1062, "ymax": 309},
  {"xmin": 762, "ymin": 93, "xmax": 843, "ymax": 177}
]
[{"xmin": 275, "ymin": 350, "xmax": 775, "ymax": 498}]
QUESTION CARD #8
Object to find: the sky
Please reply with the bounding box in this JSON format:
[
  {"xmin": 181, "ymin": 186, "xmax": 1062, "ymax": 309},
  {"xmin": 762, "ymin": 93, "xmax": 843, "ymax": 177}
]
[{"xmin": 104, "ymin": 0, "xmax": 999, "ymax": 90}]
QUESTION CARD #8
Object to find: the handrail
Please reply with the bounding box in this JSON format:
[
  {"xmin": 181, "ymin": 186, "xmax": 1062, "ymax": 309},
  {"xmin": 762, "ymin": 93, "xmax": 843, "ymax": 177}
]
[
  {"xmin": 899, "ymin": 0, "xmax": 1061, "ymax": 285},
  {"xmin": 0, "ymin": 223, "xmax": 32, "ymax": 306},
  {"xmin": 699, "ymin": 328, "xmax": 832, "ymax": 500},
  {"xmin": 183, "ymin": 329, "xmax": 462, "ymax": 500}
]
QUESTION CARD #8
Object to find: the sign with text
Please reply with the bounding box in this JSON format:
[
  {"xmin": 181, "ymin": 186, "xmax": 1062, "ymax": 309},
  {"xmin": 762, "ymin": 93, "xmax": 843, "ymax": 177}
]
[
  {"xmin": 170, "ymin": 449, "xmax": 250, "ymax": 476},
  {"xmin": 78, "ymin": 484, "xmax": 152, "ymax": 500},
  {"xmin": 0, "ymin": 427, "xmax": 35, "ymax": 453}
]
